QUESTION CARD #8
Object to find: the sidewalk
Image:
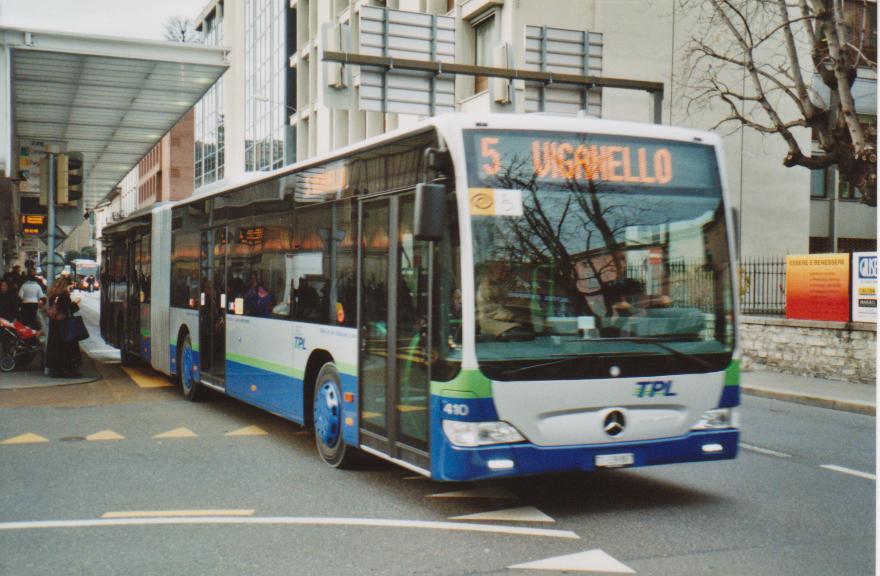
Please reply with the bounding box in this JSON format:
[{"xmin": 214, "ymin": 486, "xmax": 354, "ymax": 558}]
[
  {"xmin": 742, "ymin": 369, "xmax": 876, "ymax": 416},
  {"xmin": 0, "ymin": 291, "xmax": 115, "ymax": 391}
]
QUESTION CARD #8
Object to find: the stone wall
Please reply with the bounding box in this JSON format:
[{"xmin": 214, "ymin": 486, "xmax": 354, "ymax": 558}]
[{"xmin": 740, "ymin": 316, "xmax": 876, "ymax": 385}]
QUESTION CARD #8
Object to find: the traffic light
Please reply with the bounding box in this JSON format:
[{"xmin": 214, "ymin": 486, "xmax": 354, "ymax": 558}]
[{"xmin": 57, "ymin": 152, "xmax": 83, "ymax": 206}]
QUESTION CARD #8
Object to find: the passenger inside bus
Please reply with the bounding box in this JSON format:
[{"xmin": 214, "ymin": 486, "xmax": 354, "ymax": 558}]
[
  {"xmin": 476, "ymin": 262, "xmax": 532, "ymax": 340},
  {"xmin": 244, "ymin": 272, "xmax": 274, "ymax": 317}
]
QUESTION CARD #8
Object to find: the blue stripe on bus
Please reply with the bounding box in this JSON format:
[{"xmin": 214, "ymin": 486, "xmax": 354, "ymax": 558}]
[
  {"xmin": 140, "ymin": 336, "xmax": 151, "ymax": 363},
  {"xmin": 339, "ymin": 372, "xmax": 359, "ymax": 447},
  {"xmin": 226, "ymin": 359, "xmax": 305, "ymax": 423},
  {"xmin": 430, "ymin": 394, "xmax": 499, "ymax": 422},
  {"xmin": 717, "ymin": 385, "xmax": 740, "ymax": 408},
  {"xmin": 430, "ymin": 422, "xmax": 739, "ymax": 482}
]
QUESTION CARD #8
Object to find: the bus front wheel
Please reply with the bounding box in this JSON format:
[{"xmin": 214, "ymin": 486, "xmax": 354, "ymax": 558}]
[
  {"xmin": 178, "ymin": 333, "xmax": 203, "ymax": 402},
  {"xmin": 313, "ymin": 362, "xmax": 356, "ymax": 468}
]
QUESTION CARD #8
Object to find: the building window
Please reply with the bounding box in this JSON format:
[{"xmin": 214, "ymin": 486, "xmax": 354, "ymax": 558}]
[
  {"xmin": 809, "ymin": 237, "xmax": 833, "ymax": 253},
  {"xmin": 810, "ymin": 167, "xmax": 828, "ymax": 198},
  {"xmin": 245, "ymin": 0, "xmax": 288, "ymax": 173},
  {"xmin": 194, "ymin": 9, "xmax": 225, "ymax": 190},
  {"xmin": 473, "ymin": 10, "xmax": 497, "ymax": 94}
]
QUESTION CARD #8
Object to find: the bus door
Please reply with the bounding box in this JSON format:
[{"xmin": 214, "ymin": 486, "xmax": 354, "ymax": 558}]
[
  {"xmin": 359, "ymin": 194, "xmax": 431, "ymax": 471},
  {"xmin": 124, "ymin": 235, "xmax": 141, "ymax": 354},
  {"xmin": 199, "ymin": 226, "xmax": 227, "ymax": 388}
]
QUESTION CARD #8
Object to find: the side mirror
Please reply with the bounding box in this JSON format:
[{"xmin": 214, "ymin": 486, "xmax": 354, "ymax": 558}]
[
  {"xmin": 414, "ymin": 182, "xmax": 446, "ymax": 242},
  {"xmin": 731, "ymin": 206, "xmax": 740, "ymax": 260}
]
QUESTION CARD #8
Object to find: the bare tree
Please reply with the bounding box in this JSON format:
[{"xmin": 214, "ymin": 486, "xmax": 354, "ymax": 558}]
[
  {"xmin": 162, "ymin": 16, "xmax": 199, "ymax": 44},
  {"xmin": 680, "ymin": 0, "xmax": 876, "ymax": 206}
]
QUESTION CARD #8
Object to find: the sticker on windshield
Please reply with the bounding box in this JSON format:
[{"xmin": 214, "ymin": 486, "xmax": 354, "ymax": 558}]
[{"xmin": 469, "ymin": 188, "xmax": 523, "ymax": 217}]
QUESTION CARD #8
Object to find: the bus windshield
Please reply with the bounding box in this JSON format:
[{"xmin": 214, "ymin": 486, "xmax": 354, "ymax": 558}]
[{"xmin": 464, "ymin": 129, "xmax": 735, "ymax": 380}]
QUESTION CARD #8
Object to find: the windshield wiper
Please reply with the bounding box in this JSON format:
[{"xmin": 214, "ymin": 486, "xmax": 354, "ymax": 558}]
[
  {"xmin": 497, "ymin": 336, "xmax": 715, "ymax": 377},
  {"xmin": 596, "ymin": 337, "xmax": 716, "ymax": 371}
]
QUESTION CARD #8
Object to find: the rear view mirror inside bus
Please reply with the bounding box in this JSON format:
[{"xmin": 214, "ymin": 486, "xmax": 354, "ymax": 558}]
[{"xmin": 414, "ymin": 182, "xmax": 446, "ymax": 241}]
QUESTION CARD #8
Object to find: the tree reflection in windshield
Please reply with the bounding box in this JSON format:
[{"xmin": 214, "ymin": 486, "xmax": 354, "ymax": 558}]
[{"xmin": 465, "ymin": 130, "xmax": 734, "ymax": 372}]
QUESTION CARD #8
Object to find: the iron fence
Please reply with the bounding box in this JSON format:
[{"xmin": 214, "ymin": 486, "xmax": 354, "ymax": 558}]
[{"xmin": 737, "ymin": 257, "xmax": 786, "ymax": 315}]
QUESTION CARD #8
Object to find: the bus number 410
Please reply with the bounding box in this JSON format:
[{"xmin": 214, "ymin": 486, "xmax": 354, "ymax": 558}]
[{"xmin": 443, "ymin": 403, "xmax": 470, "ymax": 417}]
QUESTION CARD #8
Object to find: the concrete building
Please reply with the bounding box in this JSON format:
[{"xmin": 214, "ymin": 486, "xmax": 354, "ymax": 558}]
[
  {"xmin": 189, "ymin": 0, "xmax": 875, "ymax": 259},
  {"xmin": 137, "ymin": 110, "xmax": 196, "ymax": 207}
]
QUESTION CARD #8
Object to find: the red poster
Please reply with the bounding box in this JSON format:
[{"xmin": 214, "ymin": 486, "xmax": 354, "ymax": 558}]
[{"xmin": 786, "ymin": 254, "xmax": 850, "ymax": 321}]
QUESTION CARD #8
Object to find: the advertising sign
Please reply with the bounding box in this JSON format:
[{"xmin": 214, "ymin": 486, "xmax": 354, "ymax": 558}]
[
  {"xmin": 786, "ymin": 253, "xmax": 850, "ymax": 322},
  {"xmin": 852, "ymin": 252, "xmax": 877, "ymax": 323}
]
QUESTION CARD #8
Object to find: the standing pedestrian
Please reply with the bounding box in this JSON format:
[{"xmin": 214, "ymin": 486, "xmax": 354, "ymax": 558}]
[
  {"xmin": 45, "ymin": 277, "xmax": 82, "ymax": 378},
  {"xmin": 18, "ymin": 270, "xmax": 45, "ymax": 330},
  {"xmin": 0, "ymin": 280, "xmax": 20, "ymax": 320},
  {"xmin": 3, "ymin": 265, "xmax": 24, "ymax": 291}
]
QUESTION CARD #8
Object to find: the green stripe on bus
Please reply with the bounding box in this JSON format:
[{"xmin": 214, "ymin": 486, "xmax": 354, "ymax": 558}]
[
  {"xmin": 226, "ymin": 353, "xmax": 305, "ymax": 380},
  {"xmin": 336, "ymin": 362, "xmax": 357, "ymax": 377},
  {"xmin": 430, "ymin": 369, "xmax": 493, "ymax": 399},
  {"xmin": 724, "ymin": 359, "xmax": 740, "ymax": 386}
]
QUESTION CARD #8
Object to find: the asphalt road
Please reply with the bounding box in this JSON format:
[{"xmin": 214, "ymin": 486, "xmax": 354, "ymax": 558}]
[{"xmin": 0, "ymin": 293, "xmax": 873, "ymax": 575}]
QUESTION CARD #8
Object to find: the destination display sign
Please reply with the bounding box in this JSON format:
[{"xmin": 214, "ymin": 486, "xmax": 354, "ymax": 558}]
[
  {"xmin": 465, "ymin": 130, "xmax": 719, "ymax": 192},
  {"xmin": 20, "ymin": 214, "xmax": 46, "ymax": 236}
]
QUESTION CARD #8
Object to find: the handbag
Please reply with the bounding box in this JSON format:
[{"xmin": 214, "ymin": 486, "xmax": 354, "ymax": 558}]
[
  {"xmin": 46, "ymin": 302, "xmax": 66, "ymax": 321},
  {"xmin": 64, "ymin": 314, "xmax": 89, "ymax": 343}
]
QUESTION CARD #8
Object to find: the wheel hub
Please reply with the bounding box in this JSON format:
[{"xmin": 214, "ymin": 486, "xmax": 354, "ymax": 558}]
[{"xmin": 314, "ymin": 381, "xmax": 340, "ymax": 447}]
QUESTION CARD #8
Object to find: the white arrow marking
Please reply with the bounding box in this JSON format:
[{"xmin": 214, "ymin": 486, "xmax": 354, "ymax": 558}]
[
  {"xmin": 427, "ymin": 487, "xmax": 518, "ymax": 500},
  {"xmin": 820, "ymin": 464, "xmax": 876, "ymax": 481},
  {"xmin": 450, "ymin": 506, "xmax": 554, "ymax": 523},
  {"xmin": 510, "ymin": 549, "xmax": 635, "ymax": 573}
]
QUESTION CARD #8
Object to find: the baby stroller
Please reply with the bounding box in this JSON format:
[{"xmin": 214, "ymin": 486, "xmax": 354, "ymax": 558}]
[{"xmin": 0, "ymin": 317, "xmax": 43, "ymax": 372}]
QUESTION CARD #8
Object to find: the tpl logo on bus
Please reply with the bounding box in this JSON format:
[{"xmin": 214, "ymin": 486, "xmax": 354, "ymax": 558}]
[{"xmin": 634, "ymin": 380, "xmax": 677, "ymax": 398}]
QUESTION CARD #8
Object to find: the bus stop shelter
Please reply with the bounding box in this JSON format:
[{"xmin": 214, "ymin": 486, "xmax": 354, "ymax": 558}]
[{"xmin": 0, "ymin": 27, "xmax": 228, "ymax": 272}]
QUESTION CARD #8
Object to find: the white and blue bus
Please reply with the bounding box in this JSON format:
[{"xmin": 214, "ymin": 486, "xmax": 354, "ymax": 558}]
[{"xmin": 101, "ymin": 113, "xmax": 740, "ymax": 481}]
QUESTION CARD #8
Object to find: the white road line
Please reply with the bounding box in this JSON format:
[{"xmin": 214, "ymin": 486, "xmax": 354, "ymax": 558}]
[
  {"xmin": 820, "ymin": 464, "xmax": 876, "ymax": 481},
  {"xmin": 739, "ymin": 443, "xmax": 792, "ymax": 459},
  {"xmin": 102, "ymin": 509, "xmax": 255, "ymax": 518},
  {"xmin": 0, "ymin": 516, "xmax": 579, "ymax": 539}
]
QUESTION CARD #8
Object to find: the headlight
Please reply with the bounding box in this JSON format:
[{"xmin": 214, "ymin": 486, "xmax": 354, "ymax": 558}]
[
  {"xmin": 442, "ymin": 420, "xmax": 526, "ymax": 447},
  {"xmin": 692, "ymin": 408, "xmax": 738, "ymax": 430}
]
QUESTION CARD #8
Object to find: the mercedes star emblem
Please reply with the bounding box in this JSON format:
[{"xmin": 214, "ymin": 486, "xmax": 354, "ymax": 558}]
[{"xmin": 603, "ymin": 410, "xmax": 626, "ymax": 437}]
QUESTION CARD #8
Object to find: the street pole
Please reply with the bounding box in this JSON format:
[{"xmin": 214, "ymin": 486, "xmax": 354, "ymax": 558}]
[{"xmin": 47, "ymin": 151, "xmax": 56, "ymax": 282}]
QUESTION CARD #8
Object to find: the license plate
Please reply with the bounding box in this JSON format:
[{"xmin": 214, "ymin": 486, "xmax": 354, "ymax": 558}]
[{"xmin": 595, "ymin": 453, "xmax": 635, "ymax": 468}]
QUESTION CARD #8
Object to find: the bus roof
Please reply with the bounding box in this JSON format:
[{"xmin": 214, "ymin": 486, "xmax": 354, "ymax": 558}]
[{"xmin": 109, "ymin": 113, "xmax": 723, "ymax": 220}]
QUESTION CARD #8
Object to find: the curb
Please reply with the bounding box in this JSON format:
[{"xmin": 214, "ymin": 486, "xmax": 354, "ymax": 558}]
[{"xmin": 742, "ymin": 386, "xmax": 876, "ymax": 416}]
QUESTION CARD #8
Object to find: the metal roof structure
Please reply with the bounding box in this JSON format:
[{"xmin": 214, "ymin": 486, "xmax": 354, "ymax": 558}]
[{"xmin": 1, "ymin": 27, "xmax": 228, "ymax": 209}]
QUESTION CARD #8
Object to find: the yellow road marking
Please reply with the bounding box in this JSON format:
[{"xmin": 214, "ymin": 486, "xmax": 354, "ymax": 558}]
[
  {"xmin": 1, "ymin": 433, "xmax": 49, "ymax": 445},
  {"xmin": 122, "ymin": 366, "xmax": 174, "ymax": 389},
  {"xmin": 85, "ymin": 430, "xmax": 125, "ymax": 441},
  {"xmin": 153, "ymin": 427, "xmax": 198, "ymax": 439},
  {"xmin": 225, "ymin": 425, "xmax": 268, "ymax": 437},
  {"xmin": 101, "ymin": 509, "xmax": 255, "ymax": 519}
]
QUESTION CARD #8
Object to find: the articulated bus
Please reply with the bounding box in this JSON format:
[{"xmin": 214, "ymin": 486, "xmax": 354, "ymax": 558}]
[{"xmin": 101, "ymin": 113, "xmax": 740, "ymax": 481}]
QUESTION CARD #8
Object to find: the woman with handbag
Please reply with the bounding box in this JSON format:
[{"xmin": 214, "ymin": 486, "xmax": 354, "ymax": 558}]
[{"xmin": 46, "ymin": 276, "xmax": 85, "ymax": 378}]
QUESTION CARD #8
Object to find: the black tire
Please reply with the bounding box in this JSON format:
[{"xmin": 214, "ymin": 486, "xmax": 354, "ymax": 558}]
[
  {"xmin": 178, "ymin": 333, "xmax": 204, "ymax": 402},
  {"xmin": 120, "ymin": 349, "xmax": 139, "ymax": 367},
  {"xmin": 313, "ymin": 362, "xmax": 357, "ymax": 468},
  {"xmin": 0, "ymin": 356, "xmax": 15, "ymax": 372}
]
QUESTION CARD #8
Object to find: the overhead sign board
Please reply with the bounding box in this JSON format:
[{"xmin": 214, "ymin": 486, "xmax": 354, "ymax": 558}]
[
  {"xmin": 20, "ymin": 213, "xmax": 46, "ymax": 236},
  {"xmin": 786, "ymin": 253, "xmax": 850, "ymax": 322},
  {"xmin": 852, "ymin": 252, "xmax": 877, "ymax": 323},
  {"xmin": 524, "ymin": 26, "xmax": 603, "ymax": 116},
  {"xmin": 358, "ymin": 6, "xmax": 455, "ymax": 116}
]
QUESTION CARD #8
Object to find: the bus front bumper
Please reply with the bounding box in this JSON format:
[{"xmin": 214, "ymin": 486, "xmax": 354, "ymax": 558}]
[{"xmin": 432, "ymin": 428, "xmax": 739, "ymax": 482}]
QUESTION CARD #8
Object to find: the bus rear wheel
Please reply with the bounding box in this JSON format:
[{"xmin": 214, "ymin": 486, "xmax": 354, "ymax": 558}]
[
  {"xmin": 178, "ymin": 333, "xmax": 203, "ymax": 402},
  {"xmin": 313, "ymin": 362, "xmax": 356, "ymax": 468}
]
